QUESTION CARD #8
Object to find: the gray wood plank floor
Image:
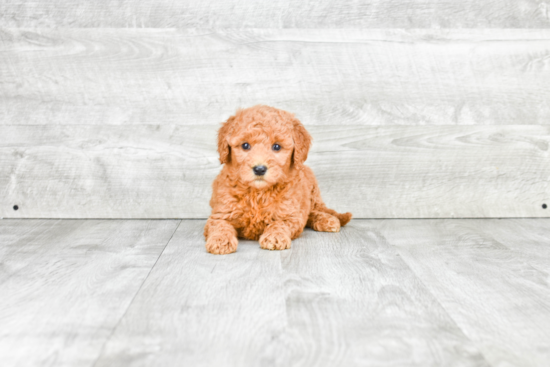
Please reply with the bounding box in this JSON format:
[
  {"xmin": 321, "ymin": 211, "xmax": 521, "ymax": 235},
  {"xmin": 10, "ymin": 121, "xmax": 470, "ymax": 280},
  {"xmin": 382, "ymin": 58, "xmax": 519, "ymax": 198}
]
[
  {"xmin": 0, "ymin": 219, "xmax": 180, "ymax": 367},
  {"xmin": 1, "ymin": 219, "xmax": 550, "ymax": 366}
]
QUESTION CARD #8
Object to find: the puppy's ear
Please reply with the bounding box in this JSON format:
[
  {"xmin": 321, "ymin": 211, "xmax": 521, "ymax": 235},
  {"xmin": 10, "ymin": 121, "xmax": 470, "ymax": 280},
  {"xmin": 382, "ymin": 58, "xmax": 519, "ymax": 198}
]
[
  {"xmin": 217, "ymin": 116, "xmax": 234, "ymax": 164},
  {"xmin": 291, "ymin": 117, "xmax": 312, "ymax": 169}
]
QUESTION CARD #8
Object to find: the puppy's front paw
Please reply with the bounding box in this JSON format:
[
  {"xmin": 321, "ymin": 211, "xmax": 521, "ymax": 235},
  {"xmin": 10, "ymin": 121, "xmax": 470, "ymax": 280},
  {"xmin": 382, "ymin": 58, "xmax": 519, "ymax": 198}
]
[
  {"xmin": 259, "ymin": 231, "xmax": 291, "ymax": 251},
  {"xmin": 206, "ymin": 234, "xmax": 238, "ymax": 255}
]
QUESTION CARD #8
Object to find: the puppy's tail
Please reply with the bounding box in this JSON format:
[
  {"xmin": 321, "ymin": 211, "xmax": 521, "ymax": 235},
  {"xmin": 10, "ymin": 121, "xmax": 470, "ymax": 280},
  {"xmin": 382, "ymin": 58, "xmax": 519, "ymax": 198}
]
[{"xmin": 318, "ymin": 206, "xmax": 353, "ymax": 227}]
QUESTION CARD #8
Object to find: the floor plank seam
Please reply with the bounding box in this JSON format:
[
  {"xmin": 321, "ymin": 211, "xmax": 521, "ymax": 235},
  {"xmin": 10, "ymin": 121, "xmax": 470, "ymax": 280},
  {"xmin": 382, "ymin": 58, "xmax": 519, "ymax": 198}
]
[
  {"xmin": 390, "ymin": 245, "xmax": 496, "ymax": 366},
  {"xmin": 90, "ymin": 219, "xmax": 183, "ymax": 367},
  {"xmin": 487, "ymin": 236, "xmax": 549, "ymax": 275}
]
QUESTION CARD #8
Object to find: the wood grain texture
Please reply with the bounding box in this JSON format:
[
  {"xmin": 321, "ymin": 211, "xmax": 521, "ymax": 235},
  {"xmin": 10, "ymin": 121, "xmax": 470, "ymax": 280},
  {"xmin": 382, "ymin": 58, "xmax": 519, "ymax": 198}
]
[
  {"xmin": 2, "ymin": 29, "xmax": 550, "ymax": 126},
  {"xmin": 374, "ymin": 219, "xmax": 550, "ymax": 367},
  {"xmin": 1, "ymin": 125, "xmax": 548, "ymax": 219},
  {"xmin": 0, "ymin": 219, "xmax": 60, "ymax": 282},
  {"xmin": 467, "ymin": 219, "xmax": 550, "ymax": 273},
  {"xmin": 94, "ymin": 220, "xmax": 289, "ymax": 367},
  {"xmin": 2, "ymin": 218, "xmax": 550, "ymax": 365},
  {"xmin": 94, "ymin": 220, "xmax": 488, "ymax": 366},
  {"xmin": 1, "ymin": 0, "xmax": 550, "ymax": 28},
  {"xmin": 278, "ymin": 223, "xmax": 489, "ymax": 366},
  {"xmin": 0, "ymin": 219, "xmax": 180, "ymax": 367}
]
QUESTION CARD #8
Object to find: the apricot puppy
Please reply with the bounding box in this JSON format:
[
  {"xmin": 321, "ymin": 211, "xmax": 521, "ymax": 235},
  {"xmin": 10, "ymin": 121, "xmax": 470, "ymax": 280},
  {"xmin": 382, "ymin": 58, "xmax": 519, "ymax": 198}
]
[{"xmin": 204, "ymin": 105, "xmax": 352, "ymax": 254}]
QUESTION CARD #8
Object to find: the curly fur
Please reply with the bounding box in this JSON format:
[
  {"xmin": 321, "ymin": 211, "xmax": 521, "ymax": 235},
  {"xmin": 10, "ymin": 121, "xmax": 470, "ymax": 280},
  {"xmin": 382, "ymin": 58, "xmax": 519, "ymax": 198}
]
[{"xmin": 204, "ymin": 105, "xmax": 352, "ymax": 254}]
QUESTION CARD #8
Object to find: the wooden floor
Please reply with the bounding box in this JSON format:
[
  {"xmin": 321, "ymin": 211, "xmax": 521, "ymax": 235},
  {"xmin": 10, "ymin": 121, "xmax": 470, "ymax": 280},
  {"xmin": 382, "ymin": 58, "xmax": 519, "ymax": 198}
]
[{"xmin": 1, "ymin": 219, "xmax": 549, "ymax": 367}]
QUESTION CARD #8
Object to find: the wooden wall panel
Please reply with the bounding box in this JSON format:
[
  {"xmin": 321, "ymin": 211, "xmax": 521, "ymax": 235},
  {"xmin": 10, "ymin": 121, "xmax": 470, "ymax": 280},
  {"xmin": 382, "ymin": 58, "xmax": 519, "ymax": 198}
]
[
  {"xmin": 1, "ymin": 125, "xmax": 548, "ymax": 219},
  {"xmin": 2, "ymin": 29, "xmax": 550, "ymax": 126},
  {"xmin": 1, "ymin": 0, "xmax": 550, "ymax": 28}
]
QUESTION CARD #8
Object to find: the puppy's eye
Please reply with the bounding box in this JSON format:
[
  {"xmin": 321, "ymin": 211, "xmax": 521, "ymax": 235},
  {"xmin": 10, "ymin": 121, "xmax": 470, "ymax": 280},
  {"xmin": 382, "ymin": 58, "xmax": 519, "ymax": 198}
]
[
  {"xmin": 272, "ymin": 144, "xmax": 281, "ymax": 151},
  {"xmin": 242, "ymin": 142, "xmax": 251, "ymax": 150}
]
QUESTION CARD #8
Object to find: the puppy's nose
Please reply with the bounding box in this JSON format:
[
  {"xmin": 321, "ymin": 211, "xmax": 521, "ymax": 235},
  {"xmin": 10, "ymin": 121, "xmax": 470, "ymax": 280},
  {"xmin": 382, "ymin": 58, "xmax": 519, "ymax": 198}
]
[{"xmin": 253, "ymin": 165, "xmax": 267, "ymax": 176}]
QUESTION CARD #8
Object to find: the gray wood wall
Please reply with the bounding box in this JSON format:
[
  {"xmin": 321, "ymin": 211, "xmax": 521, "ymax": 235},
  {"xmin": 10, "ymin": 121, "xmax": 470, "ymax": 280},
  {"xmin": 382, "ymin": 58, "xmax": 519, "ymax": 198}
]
[{"xmin": 1, "ymin": 2, "xmax": 549, "ymax": 218}]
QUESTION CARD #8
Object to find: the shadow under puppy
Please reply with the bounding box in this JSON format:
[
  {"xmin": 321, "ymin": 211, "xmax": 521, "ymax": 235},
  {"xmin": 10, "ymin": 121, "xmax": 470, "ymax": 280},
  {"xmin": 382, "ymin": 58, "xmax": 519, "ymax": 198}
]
[{"xmin": 204, "ymin": 105, "xmax": 352, "ymax": 254}]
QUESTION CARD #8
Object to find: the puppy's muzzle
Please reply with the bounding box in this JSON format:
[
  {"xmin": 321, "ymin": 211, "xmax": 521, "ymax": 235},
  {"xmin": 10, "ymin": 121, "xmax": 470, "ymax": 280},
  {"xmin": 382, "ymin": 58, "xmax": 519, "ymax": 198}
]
[{"xmin": 253, "ymin": 165, "xmax": 267, "ymax": 176}]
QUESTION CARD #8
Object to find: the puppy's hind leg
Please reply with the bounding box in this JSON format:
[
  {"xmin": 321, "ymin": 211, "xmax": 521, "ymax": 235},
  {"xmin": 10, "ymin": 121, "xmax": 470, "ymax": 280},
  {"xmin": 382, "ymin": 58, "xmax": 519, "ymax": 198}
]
[
  {"xmin": 316, "ymin": 207, "xmax": 352, "ymax": 227},
  {"xmin": 307, "ymin": 211, "xmax": 341, "ymax": 233},
  {"xmin": 309, "ymin": 178, "xmax": 352, "ymax": 227}
]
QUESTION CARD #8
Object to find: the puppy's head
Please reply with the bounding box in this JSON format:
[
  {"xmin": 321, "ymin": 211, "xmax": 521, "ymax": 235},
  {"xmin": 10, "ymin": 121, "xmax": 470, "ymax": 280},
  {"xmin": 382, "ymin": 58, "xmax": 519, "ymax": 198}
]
[{"xmin": 217, "ymin": 105, "xmax": 312, "ymax": 189}]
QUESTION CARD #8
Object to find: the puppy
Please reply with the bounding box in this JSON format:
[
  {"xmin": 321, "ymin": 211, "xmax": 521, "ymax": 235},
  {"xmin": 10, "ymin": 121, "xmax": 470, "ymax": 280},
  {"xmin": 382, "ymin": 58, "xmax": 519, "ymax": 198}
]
[{"xmin": 204, "ymin": 105, "xmax": 352, "ymax": 254}]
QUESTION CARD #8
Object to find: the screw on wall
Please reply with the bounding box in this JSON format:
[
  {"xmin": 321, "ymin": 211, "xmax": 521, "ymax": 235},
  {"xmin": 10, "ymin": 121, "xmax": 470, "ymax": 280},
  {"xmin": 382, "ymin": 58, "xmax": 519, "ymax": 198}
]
[
  {"xmin": 13, "ymin": 205, "xmax": 18, "ymax": 211},
  {"xmin": 543, "ymin": 204, "xmax": 548, "ymax": 209}
]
